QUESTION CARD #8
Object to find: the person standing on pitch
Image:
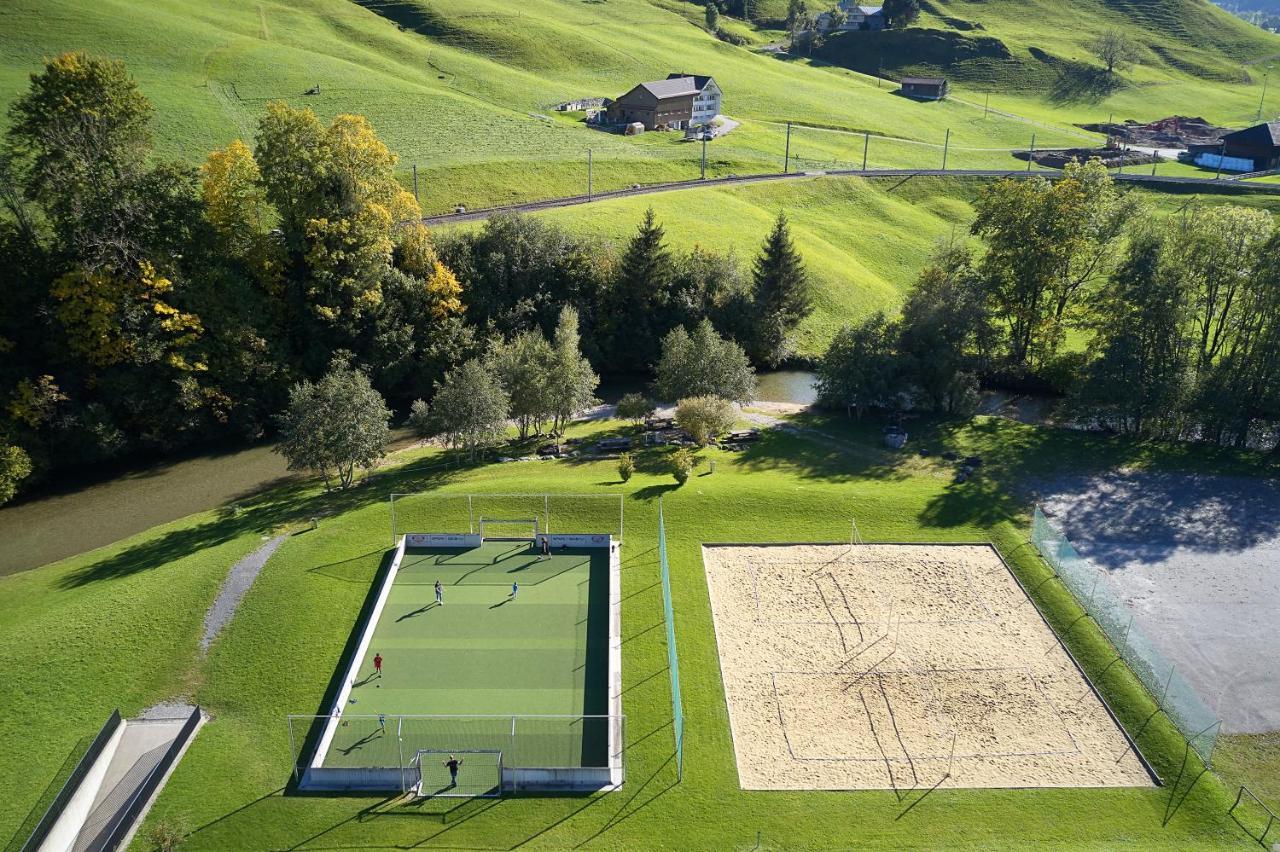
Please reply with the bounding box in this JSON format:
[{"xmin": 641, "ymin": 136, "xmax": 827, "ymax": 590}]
[
  {"xmin": 444, "ymin": 754, "xmax": 464, "ymax": 787},
  {"xmin": 378, "ymin": 713, "xmax": 386, "ymax": 733},
  {"xmin": 435, "ymin": 579, "xmax": 443, "ymax": 606},
  {"xmin": 511, "ymin": 580, "xmax": 519, "ymax": 600},
  {"xmin": 373, "ymin": 652, "xmax": 383, "ymax": 679},
  {"xmin": 541, "ymin": 536, "xmax": 550, "ymax": 561}
]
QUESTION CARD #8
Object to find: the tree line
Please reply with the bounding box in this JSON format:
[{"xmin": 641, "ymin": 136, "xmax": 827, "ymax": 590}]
[
  {"xmin": 817, "ymin": 160, "xmax": 1280, "ymax": 450},
  {"xmin": 0, "ymin": 54, "xmax": 811, "ymax": 503}
]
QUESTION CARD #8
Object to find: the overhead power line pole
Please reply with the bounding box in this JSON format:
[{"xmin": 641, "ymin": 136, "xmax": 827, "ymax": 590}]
[{"xmin": 784, "ymin": 121, "xmax": 792, "ymax": 174}]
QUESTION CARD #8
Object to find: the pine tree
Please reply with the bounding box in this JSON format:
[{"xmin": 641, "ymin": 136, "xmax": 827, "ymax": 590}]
[
  {"xmin": 609, "ymin": 208, "xmax": 674, "ymax": 370},
  {"xmin": 750, "ymin": 212, "xmax": 811, "ymax": 366}
]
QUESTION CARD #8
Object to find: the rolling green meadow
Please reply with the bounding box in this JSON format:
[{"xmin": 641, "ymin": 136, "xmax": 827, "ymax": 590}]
[
  {"xmin": 0, "ymin": 413, "xmax": 1277, "ymax": 850},
  {"xmin": 438, "ymin": 175, "xmax": 1280, "ymax": 356},
  {"xmin": 1, "ymin": 0, "xmax": 1277, "ymax": 216}
]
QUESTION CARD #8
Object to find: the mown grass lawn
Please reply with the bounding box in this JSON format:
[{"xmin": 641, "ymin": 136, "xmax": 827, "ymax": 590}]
[
  {"xmin": 2, "ymin": 0, "xmax": 1275, "ymax": 216},
  {"xmin": 3, "ymin": 413, "xmax": 1276, "ymax": 849}
]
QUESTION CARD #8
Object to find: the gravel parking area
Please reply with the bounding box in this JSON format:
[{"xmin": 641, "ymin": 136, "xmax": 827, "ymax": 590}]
[{"xmin": 1033, "ymin": 471, "xmax": 1280, "ymax": 734}]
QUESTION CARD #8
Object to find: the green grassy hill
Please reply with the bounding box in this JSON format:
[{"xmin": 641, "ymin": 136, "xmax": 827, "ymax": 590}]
[
  {"xmin": 439, "ymin": 175, "xmax": 1280, "ymax": 356},
  {"xmin": 2, "ymin": 0, "xmax": 1277, "ymax": 216}
]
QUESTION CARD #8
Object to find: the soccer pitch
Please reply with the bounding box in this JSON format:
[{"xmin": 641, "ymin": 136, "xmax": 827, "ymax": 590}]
[{"xmin": 313, "ymin": 541, "xmax": 613, "ymax": 780}]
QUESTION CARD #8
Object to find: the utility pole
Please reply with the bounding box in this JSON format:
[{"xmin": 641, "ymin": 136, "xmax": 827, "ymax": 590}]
[
  {"xmin": 862, "ymin": 132, "xmax": 870, "ymax": 171},
  {"xmin": 877, "ymin": 60, "xmax": 883, "ymax": 89},
  {"xmin": 1027, "ymin": 132, "xmax": 1035, "ymax": 172},
  {"xmin": 1258, "ymin": 65, "xmax": 1273, "ymax": 123},
  {"xmin": 1117, "ymin": 146, "xmax": 1124, "ymax": 175},
  {"xmin": 941, "ymin": 128, "xmax": 950, "ymax": 171},
  {"xmin": 412, "ymin": 164, "xmax": 419, "ymax": 202},
  {"xmin": 588, "ymin": 148, "xmax": 593, "ymax": 199},
  {"xmin": 1215, "ymin": 141, "xmax": 1226, "ymax": 180},
  {"xmin": 784, "ymin": 121, "xmax": 792, "ymax": 174},
  {"xmin": 983, "ymin": 91, "xmax": 990, "ymax": 119},
  {"xmin": 701, "ymin": 132, "xmax": 708, "ymax": 180}
]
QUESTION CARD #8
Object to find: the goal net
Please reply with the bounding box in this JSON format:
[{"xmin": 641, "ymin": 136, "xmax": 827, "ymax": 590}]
[
  {"xmin": 478, "ymin": 517, "xmax": 539, "ymax": 540},
  {"xmin": 411, "ymin": 749, "xmax": 503, "ymax": 798}
]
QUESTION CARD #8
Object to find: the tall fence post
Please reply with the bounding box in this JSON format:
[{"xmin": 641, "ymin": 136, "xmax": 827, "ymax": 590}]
[
  {"xmin": 701, "ymin": 132, "xmax": 708, "ymax": 180},
  {"xmin": 390, "ymin": 495, "xmax": 397, "ymax": 546},
  {"xmin": 412, "ymin": 164, "xmax": 419, "ymax": 203},
  {"xmin": 941, "ymin": 128, "xmax": 950, "ymax": 171},
  {"xmin": 588, "ymin": 148, "xmax": 593, "ymax": 199},
  {"xmin": 784, "ymin": 121, "xmax": 792, "ymax": 174},
  {"xmin": 862, "ymin": 132, "xmax": 870, "ymax": 171},
  {"xmin": 1027, "ymin": 133, "xmax": 1036, "ymax": 172},
  {"xmin": 468, "ymin": 496, "xmax": 474, "ymax": 533}
]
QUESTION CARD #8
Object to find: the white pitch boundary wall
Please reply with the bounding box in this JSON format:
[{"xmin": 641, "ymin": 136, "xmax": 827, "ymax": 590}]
[
  {"xmin": 303, "ymin": 535, "xmax": 408, "ymax": 791},
  {"xmin": 301, "ymin": 533, "xmax": 623, "ymax": 793}
]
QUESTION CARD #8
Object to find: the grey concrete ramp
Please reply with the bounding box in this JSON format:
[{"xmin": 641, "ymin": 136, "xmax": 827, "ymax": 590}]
[{"xmin": 72, "ymin": 719, "xmax": 186, "ymax": 851}]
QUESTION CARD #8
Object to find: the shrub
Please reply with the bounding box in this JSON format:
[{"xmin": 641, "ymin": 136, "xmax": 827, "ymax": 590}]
[
  {"xmin": 616, "ymin": 392, "xmax": 655, "ymax": 426},
  {"xmin": 408, "ymin": 399, "xmax": 431, "ymax": 436},
  {"xmin": 618, "ymin": 452, "xmax": 635, "ymax": 482},
  {"xmin": 671, "ymin": 447, "xmax": 696, "ymax": 484},
  {"xmin": 676, "ymin": 395, "xmax": 736, "ymax": 446}
]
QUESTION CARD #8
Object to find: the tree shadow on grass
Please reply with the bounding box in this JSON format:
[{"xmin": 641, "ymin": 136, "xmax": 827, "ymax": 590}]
[
  {"xmin": 57, "ymin": 450, "xmax": 476, "ymax": 588},
  {"xmin": 1047, "ymin": 63, "xmax": 1126, "ymax": 105}
]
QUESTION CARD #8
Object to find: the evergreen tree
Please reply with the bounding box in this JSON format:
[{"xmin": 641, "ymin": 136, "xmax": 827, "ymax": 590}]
[
  {"xmin": 609, "ymin": 208, "xmax": 674, "ymax": 371},
  {"xmin": 750, "ymin": 212, "xmax": 811, "ymax": 366}
]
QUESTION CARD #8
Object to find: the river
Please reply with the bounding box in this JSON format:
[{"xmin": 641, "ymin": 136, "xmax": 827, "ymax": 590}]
[{"xmin": 1, "ymin": 371, "xmax": 819, "ymax": 577}]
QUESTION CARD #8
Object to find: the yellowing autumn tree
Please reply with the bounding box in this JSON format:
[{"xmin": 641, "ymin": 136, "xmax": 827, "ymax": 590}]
[
  {"xmin": 426, "ymin": 260, "xmax": 464, "ymax": 319},
  {"xmin": 201, "ymin": 139, "xmax": 266, "ymax": 257},
  {"xmin": 50, "ymin": 262, "xmax": 203, "ymax": 371}
]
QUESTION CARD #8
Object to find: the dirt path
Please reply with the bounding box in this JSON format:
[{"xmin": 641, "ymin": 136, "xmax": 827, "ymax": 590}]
[{"xmin": 200, "ymin": 534, "xmax": 287, "ymax": 653}]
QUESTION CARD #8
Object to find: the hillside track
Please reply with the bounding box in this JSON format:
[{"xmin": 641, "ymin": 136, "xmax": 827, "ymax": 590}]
[{"xmin": 422, "ymin": 168, "xmax": 1280, "ymax": 225}]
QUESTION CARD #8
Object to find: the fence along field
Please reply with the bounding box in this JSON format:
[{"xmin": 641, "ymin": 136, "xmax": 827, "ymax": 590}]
[
  {"xmin": 701, "ymin": 542, "xmax": 1155, "ymax": 791},
  {"xmin": 292, "ymin": 494, "xmax": 624, "ymax": 795}
]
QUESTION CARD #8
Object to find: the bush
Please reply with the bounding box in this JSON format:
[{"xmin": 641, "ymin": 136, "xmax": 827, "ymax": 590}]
[
  {"xmin": 676, "ymin": 395, "xmax": 736, "ymax": 446},
  {"xmin": 408, "ymin": 399, "xmax": 431, "ymax": 436},
  {"xmin": 671, "ymin": 447, "xmax": 696, "ymax": 484},
  {"xmin": 618, "ymin": 452, "xmax": 635, "ymax": 482},
  {"xmin": 146, "ymin": 817, "xmax": 189, "ymax": 851},
  {"xmin": 616, "ymin": 392, "xmax": 655, "ymax": 426},
  {"xmin": 715, "ymin": 27, "xmax": 749, "ymax": 45}
]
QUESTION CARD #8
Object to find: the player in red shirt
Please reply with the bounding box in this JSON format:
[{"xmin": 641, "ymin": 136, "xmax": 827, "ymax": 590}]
[{"xmin": 373, "ymin": 653, "xmax": 383, "ymax": 678}]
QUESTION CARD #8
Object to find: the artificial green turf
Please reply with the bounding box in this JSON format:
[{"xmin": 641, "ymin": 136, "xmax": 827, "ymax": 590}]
[{"xmin": 320, "ymin": 543, "xmax": 609, "ymax": 769}]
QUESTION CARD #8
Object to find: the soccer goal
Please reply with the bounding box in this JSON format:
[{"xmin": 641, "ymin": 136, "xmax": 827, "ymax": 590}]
[
  {"xmin": 411, "ymin": 749, "xmax": 503, "ymax": 798},
  {"xmin": 478, "ymin": 517, "xmax": 539, "ymax": 541}
]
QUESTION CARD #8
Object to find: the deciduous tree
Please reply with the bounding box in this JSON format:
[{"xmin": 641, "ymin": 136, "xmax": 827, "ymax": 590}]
[
  {"xmin": 676, "ymin": 395, "xmax": 736, "ymax": 445},
  {"xmin": 426, "ymin": 359, "xmax": 510, "ymax": 460},
  {"xmin": 275, "ymin": 355, "xmax": 391, "ymax": 489},
  {"xmin": 655, "ymin": 319, "xmax": 756, "ymax": 403}
]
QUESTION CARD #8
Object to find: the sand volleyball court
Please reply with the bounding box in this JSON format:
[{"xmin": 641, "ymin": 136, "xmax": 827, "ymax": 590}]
[{"xmin": 702, "ymin": 543, "xmax": 1155, "ymax": 791}]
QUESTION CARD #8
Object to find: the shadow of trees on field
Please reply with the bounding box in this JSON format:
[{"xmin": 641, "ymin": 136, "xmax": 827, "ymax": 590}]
[
  {"xmin": 1030, "ymin": 469, "xmax": 1280, "ymax": 569},
  {"xmin": 1047, "ymin": 62, "xmax": 1126, "ymax": 104},
  {"xmin": 57, "ymin": 451, "xmax": 475, "ymax": 588}
]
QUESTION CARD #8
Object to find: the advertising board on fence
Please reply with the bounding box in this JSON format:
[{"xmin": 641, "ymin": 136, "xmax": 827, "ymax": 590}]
[
  {"xmin": 406, "ymin": 533, "xmax": 482, "ymax": 548},
  {"xmin": 537, "ymin": 534, "xmax": 612, "ymax": 549}
]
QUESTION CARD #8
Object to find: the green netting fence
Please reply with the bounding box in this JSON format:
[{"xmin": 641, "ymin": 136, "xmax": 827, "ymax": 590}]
[
  {"xmin": 389, "ymin": 493, "xmax": 624, "ymax": 544},
  {"xmin": 659, "ymin": 498, "xmax": 684, "ymax": 781},
  {"xmin": 1031, "ymin": 507, "xmax": 1221, "ymax": 763},
  {"xmin": 291, "ymin": 713, "xmax": 624, "ymax": 773}
]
